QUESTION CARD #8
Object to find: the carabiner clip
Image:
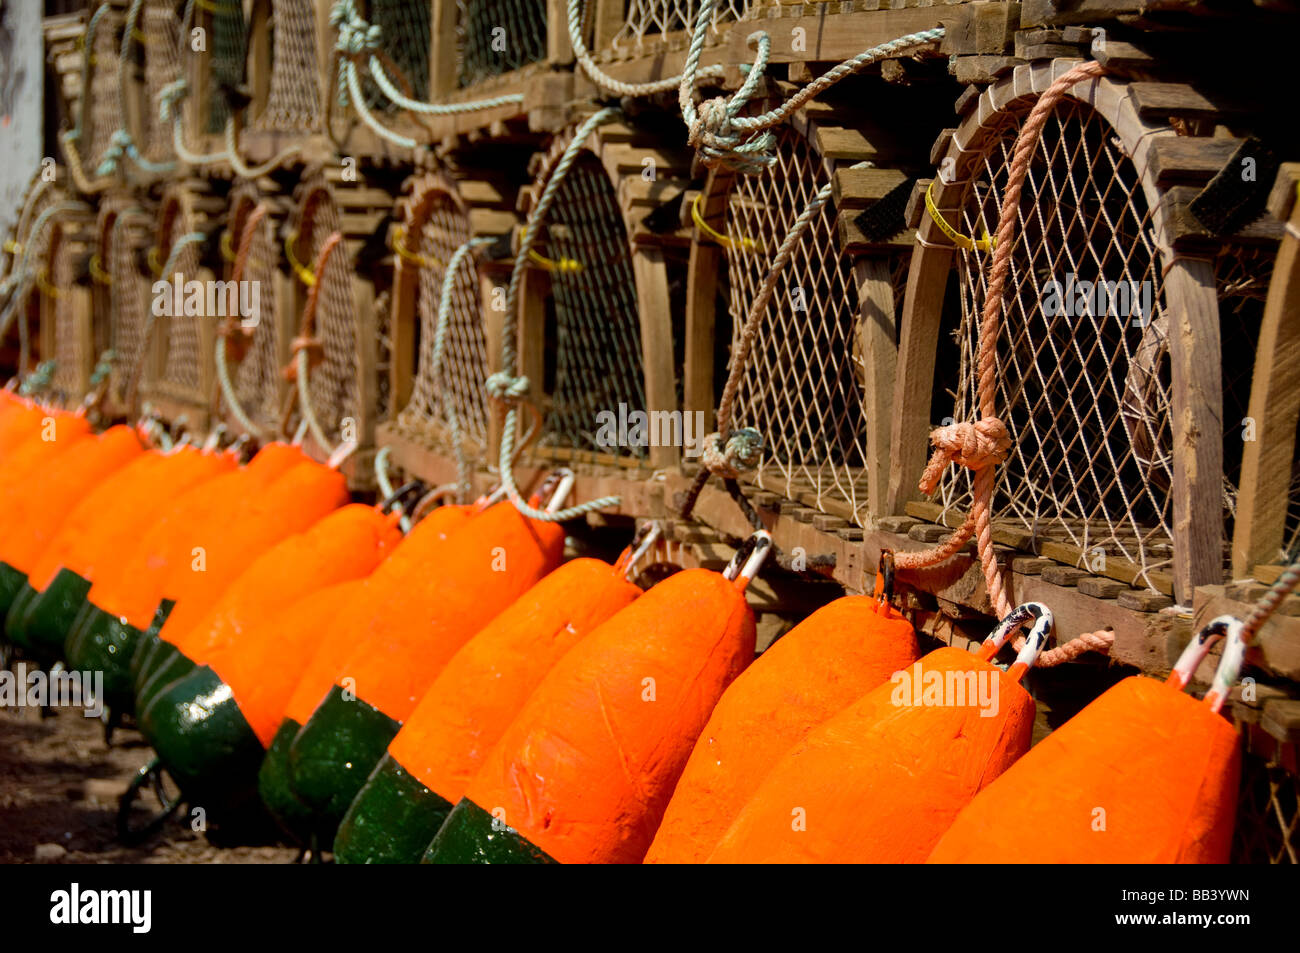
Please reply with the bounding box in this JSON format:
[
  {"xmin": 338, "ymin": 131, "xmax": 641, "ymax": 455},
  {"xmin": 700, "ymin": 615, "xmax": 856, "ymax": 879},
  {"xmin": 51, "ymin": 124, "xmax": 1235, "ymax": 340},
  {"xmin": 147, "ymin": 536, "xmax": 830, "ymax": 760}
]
[
  {"xmin": 874, "ymin": 548, "xmax": 896, "ymax": 607},
  {"xmin": 724, "ymin": 530, "xmax": 773, "ymax": 591},
  {"xmin": 976, "ymin": 602, "xmax": 1054, "ymax": 682}
]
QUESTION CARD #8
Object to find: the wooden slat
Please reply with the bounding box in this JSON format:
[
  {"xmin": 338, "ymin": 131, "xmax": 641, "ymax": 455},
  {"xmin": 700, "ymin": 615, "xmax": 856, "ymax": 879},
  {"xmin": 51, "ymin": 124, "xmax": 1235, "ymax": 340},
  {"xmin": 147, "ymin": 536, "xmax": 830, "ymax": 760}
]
[
  {"xmin": 1231, "ymin": 183, "xmax": 1300, "ymax": 575},
  {"xmin": 1148, "ymin": 137, "xmax": 1243, "ymax": 187},
  {"xmin": 832, "ymin": 167, "xmax": 911, "ymax": 209}
]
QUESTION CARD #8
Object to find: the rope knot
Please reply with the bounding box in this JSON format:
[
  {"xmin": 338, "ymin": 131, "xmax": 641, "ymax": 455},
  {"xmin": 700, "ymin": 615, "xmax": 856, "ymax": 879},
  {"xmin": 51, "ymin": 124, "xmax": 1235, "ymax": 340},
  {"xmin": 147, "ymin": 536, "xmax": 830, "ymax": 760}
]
[
  {"xmin": 285, "ymin": 336, "xmax": 324, "ymax": 380},
  {"xmin": 917, "ymin": 417, "xmax": 1012, "ymax": 496},
  {"xmin": 688, "ymin": 99, "xmax": 777, "ymax": 177},
  {"xmin": 331, "ymin": 0, "xmax": 381, "ymax": 57},
  {"xmin": 701, "ymin": 427, "xmax": 763, "ymax": 480},
  {"xmin": 485, "ymin": 372, "xmax": 529, "ymax": 403}
]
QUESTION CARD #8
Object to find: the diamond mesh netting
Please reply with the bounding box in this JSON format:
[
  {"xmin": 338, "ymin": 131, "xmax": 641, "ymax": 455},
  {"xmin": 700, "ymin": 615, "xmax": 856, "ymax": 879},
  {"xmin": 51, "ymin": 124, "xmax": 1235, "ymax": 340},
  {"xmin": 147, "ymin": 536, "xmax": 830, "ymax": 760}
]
[
  {"xmin": 157, "ymin": 202, "xmax": 205, "ymax": 402},
  {"xmin": 295, "ymin": 188, "xmax": 360, "ymax": 443},
  {"xmin": 227, "ymin": 193, "xmax": 285, "ymax": 433},
  {"xmin": 49, "ymin": 226, "xmax": 86, "ymax": 402},
  {"xmin": 251, "ymin": 0, "xmax": 322, "ymax": 132},
  {"xmin": 457, "ymin": 0, "xmax": 548, "ymax": 88},
  {"xmin": 108, "ymin": 212, "xmax": 153, "ymax": 404},
  {"xmin": 84, "ymin": 7, "xmax": 124, "ymax": 173},
  {"xmin": 1233, "ymin": 736, "xmax": 1299, "ymax": 864},
  {"xmin": 361, "ymin": 0, "xmax": 432, "ymax": 110},
  {"xmin": 396, "ymin": 190, "xmax": 490, "ymax": 450},
  {"xmin": 726, "ymin": 125, "xmax": 870, "ymax": 523},
  {"xmin": 610, "ymin": 0, "xmax": 749, "ymax": 53},
  {"xmin": 934, "ymin": 98, "xmax": 1179, "ymax": 591},
  {"xmin": 537, "ymin": 150, "xmax": 647, "ymax": 460},
  {"xmin": 141, "ymin": 0, "xmax": 182, "ymax": 164}
]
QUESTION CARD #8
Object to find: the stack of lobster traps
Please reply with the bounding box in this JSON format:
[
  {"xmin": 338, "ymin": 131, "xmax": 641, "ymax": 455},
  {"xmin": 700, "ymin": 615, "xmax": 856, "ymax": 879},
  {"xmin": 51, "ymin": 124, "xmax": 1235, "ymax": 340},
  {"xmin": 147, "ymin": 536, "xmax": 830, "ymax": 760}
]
[{"xmin": 2, "ymin": 0, "xmax": 1298, "ymax": 863}]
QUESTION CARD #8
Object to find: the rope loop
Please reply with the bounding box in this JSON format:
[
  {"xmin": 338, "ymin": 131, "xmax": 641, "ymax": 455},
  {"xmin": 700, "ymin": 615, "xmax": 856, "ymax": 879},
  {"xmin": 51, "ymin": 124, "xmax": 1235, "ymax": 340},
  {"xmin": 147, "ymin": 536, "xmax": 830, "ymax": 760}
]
[
  {"xmin": 917, "ymin": 417, "xmax": 1012, "ymax": 496},
  {"xmin": 701, "ymin": 427, "xmax": 763, "ymax": 480}
]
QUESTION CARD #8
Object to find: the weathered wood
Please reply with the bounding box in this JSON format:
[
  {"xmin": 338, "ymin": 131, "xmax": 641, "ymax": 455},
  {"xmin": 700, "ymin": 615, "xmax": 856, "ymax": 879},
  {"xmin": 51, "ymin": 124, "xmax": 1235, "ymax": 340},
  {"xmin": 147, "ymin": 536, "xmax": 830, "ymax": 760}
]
[
  {"xmin": 683, "ymin": 169, "xmax": 732, "ymax": 430},
  {"xmin": 1128, "ymin": 82, "xmax": 1248, "ymax": 122},
  {"xmin": 833, "ymin": 167, "xmax": 912, "ymax": 209},
  {"xmin": 1163, "ymin": 258, "xmax": 1227, "ymax": 604},
  {"xmin": 853, "ymin": 256, "xmax": 899, "ymax": 525},
  {"xmin": 1078, "ymin": 575, "xmax": 1128, "ymax": 598},
  {"xmin": 1194, "ymin": 584, "xmax": 1300, "ymax": 681},
  {"xmin": 1117, "ymin": 589, "xmax": 1173, "ymax": 612},
  {"xmin": 1148, "ymin": 137, "xmax": 1244, "ymax": 188},
  {"xmin": 631, "ymin": 245, "xmax": 681, "ymax": 469},
  {"xmin": 1231, "ymin": 186, "xmax": 1300, "ymax": 575},
  {"xmin": 733, "ymin": 8, "xmax": 946, "ymax": 65},
  {"xmin": 1042, "ymin": 565, "xmax": 1088, "ymax": 587}
]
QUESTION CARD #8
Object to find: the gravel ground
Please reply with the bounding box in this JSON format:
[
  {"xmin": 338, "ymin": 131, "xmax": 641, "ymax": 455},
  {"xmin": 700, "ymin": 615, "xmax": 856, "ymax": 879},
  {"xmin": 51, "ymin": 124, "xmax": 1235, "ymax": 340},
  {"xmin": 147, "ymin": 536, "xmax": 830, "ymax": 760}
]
[{"xmin": 0, "ymin": 704, "xmax": 299, "ymax": 864}]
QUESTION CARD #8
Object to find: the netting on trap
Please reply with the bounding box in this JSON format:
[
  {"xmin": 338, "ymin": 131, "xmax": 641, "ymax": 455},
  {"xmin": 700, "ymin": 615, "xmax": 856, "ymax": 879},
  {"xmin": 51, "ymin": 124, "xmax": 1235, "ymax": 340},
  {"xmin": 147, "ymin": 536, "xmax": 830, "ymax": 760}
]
[
  {"xmin": 139, "ymin": 0, "xmax": 183, "ymax": 166},
  {"xmin": 250, "ymin": 0, "xmax": 322, "ymax": 133},
  {"xmin": 535, "ymin": 149, "xmax": 648, "ymax": 461},
  {"xmin": 356, "ymin": 0, "xmax": 433, "ymax": 111},
  {"xmin": 45, "ymin": 222, "xmax": 91, "ymax": 404},
  {"xmin": 394, "ymin": 187, "xmax": 490, "ymax": 454},
  {"xmin": 204, "ymin": 0, "xmax": 249, "ymax": 134},
  {"xmin": 107, "ymin": 210, "xmax": 155, "ymax": 407},
  {"xmin": 608, "ymin": 0, "xmax": 750, "ymax": 54},
  {"xmin": 220, "ymin": 187, "xmax": 286, "ymax": 436},
  {"xmin": 931, "ymin": 97, "xmax": 1180, "ymax": 592},
  {"xmin": 456, "ymin": 0, "xmax": 548, "ymax": 88},
  {"xmin": 152, "ymin": 196, "xmax": 207, "ymax": 407},
  {"xmin": 1232, "ymin": 733, "xmax": 1299, "ymax": 864},
  {"xmin": 78, "ymin": 5, "xmax": 125, "ymax": 177},
  {"xmin": 290, "ymin": 184, "xmax": 361, "ymax": 446},
  {"xmin": 725, "ymin": 124, "xmax": 870, "ymax": 524}
]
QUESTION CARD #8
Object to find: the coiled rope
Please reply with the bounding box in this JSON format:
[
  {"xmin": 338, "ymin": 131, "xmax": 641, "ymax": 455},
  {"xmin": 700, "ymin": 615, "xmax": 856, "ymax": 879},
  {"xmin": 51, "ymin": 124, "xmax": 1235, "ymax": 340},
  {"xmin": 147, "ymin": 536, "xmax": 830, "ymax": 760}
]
[{"xmin": 677, "ymin": 0, "xmax": 944, "ymax": 175}]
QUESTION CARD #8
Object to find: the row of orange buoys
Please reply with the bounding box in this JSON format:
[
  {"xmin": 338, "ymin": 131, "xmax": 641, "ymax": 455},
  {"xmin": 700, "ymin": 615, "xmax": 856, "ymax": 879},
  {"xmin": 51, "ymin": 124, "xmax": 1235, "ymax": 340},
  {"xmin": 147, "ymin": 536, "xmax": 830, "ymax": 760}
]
[{"xmin": 0, "ymin": 388, "xmax": 1250, "ymax": 862}]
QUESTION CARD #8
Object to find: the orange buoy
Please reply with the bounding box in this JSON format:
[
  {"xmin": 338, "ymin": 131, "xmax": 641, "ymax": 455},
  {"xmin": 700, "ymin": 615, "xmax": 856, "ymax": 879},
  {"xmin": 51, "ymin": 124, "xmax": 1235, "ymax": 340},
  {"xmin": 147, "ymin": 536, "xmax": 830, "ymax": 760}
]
[
  {"xmin": 135, "ymin": 505, "xmax": 403, "ymax": 820},
  {"xmin": 283, "ymin": 497, "xmax": 567, "ymax": 838},
  {"xmin": 334, "ymin": 525, "xmax": 660, "ymax": 863},
  {"xmin": 706, "ymin": 603, "xmax": 1054, "ymax": 863},
  {"xmin": 928, "ymin": 616, "xmax": 1245, "ymax": 863},
  {"xmin": 0, "ymin": 396, "xmax": 48, "ymax": 457},
  {"xmin": 422, "ymin": 533, "xmax": 772, "ymax": 865},
  {"xmin": 646, "ymin": 583, "xmax": 920, "ymax": 864},
  {"xmin": 64, "ymin": 443, "xmax": 307, "ymax": 712},
  {"xmin": 11, "ymin": 446, "xmax": 235, "ymax": 662},
  {"xmin": 257, "ymin": 502, "xmax": 475, "ymax": 842},
  {"xmin": 0, "ymin": 411, "xmax": 94, "ymax": 617}
]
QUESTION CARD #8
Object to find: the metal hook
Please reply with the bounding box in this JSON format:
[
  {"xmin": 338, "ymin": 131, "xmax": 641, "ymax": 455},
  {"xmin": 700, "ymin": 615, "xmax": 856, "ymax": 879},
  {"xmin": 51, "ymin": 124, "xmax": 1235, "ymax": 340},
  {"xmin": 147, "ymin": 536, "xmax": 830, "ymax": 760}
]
[{"xmin": 875, "ymin": 548, "xmax": 896, "ymax": 607}]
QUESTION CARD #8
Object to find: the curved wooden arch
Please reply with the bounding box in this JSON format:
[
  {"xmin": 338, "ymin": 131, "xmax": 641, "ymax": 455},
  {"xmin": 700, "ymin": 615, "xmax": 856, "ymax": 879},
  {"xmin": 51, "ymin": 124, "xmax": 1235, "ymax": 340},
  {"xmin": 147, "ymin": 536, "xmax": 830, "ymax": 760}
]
[
  {"xmin": 140, "ymin": 184, "xmax": 216, "ymax": 428},
  {"xmin": 684, "ymin": 114, "xmax": 909, "ymax": 528},
  {"xmin": 514, "ymin": 122, "xmax": 681, "ymax": 469},
  {"xmin": 892, "ymin": 60, "xmax": 1260, "ymax": 604},
  {"xmin": 214, "ymin": 179, "xmax": 293, "ymax": 438}
]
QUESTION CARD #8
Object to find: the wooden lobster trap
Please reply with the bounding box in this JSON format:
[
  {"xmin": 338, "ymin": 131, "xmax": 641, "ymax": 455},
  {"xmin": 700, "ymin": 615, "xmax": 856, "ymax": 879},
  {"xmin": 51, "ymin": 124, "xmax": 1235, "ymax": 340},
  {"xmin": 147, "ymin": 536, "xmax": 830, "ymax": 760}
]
[
  {"xmin": 239, "ymin": 0, "xmax": 331, "ymax": 163},
  {"xmin": 39, "ymin": 208, "xmax": 99, "ymax": 409},
  {"xmin": 896, "ymin": 62, "xmax": 1285, "ymax": 608},
  {"xmin": 134, "ymin": 182, "xmax": 221, "ymax": 431},
  {"xmin": 281, "ymin": 168, "xmax": 388, "ymax": 485},
  {"xmin": 685, "ymin": 115, "xmax": 915, "ymax": 528},
  {"xmin": 212, "ymin": 178, "xmax": 296, "ymax": 440},
  {"xmin": 60, "ymin": 1, "xmax": 128, "ymax": 194},
  {"xmin": 511, "ymin": 122, "xmax": 684, "ymax": 472},
  {"xmin": 378, "ymin": 171, "xmax": 503, "ymax": 486}
]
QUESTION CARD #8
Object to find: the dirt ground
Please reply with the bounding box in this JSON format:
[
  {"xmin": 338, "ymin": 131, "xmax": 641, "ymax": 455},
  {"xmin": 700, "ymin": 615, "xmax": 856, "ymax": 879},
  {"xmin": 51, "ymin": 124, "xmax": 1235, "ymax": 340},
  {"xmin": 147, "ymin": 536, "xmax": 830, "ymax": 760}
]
[{"xmin": 0, "ymin": 704, "xmax": 298, "ymax": 864}]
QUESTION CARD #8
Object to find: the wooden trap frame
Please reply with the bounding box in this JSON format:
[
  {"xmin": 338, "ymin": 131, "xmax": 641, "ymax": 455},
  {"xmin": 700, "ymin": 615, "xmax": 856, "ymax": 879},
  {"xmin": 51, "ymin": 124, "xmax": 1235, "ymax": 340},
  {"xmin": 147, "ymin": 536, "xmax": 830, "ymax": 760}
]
[
  {"xmin": 39, "ymin": 209, "xmax": 98, "ymax": 409},
  {"xmin": 281, "ymin": 168, "xmax": 387, "ymax": 485},
  {"xmin": 512, "ymin": 122, "xmax": 683, "ymax": 472},
  {"xmin": 897, "ymin": 63, "xmax": 1284, "ymax": 608},
  {"xmin": 685, "ymin": 113, "xmax": 914, "ymax": 528},
  {"xmin": 212, "ymin": 178, "xmax": 296, "ymax": 440},
  {"xmin": 60, "ymin": 2, "xmax": 127, "ymax": 194},
  {"xmin": 134, "ymin": 182, "xmax": 222, "ymax": 430}
]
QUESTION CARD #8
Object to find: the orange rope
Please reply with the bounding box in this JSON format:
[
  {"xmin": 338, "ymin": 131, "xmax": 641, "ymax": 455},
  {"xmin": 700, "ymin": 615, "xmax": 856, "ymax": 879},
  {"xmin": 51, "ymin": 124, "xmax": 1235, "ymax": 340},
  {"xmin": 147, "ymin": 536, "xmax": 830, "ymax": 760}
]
[{"xmin": 896, "ymin": 61, "xmax": 1114, "ymax": 664}]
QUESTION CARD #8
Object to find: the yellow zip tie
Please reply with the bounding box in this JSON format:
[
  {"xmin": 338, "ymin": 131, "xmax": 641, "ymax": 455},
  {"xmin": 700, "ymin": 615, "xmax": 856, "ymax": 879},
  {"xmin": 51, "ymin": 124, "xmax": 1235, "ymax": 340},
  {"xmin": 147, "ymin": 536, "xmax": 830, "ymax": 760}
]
[
  {"xmin": 38, "ymin": 270, "xmax": 62, "ymax": 299},
  {"xmin": 924, "ymin": 180, "xmax": 995, "ymax": 253},
  {"xmin": 147, "ymin": 245, "xmax": 164, "ymax": 277},
  {"xmin": 220, "ymin": 229, "xmax": 237, "ymax": 263},
  {"xmin": 132, "ymin": 28, "xmax": 149, "ymax": 45},
  {"xmin": 90, "ymin": 254, "xmax": 112, "ymax": 285},
  {"xmin": 195, "ymin": 0, "xmax": 236, "ymax": 10},
  {"xmin": 3, "ymin": 239, "xmax": 20, "ymax": 255},
  {"xmin": 527, "ymin": 248, "xmax": 582, "ymax": 274},
  {"xmin": 285, "ymin": 231, "xmax": 316, "ymax": 286},
  {"xmin": 691, "ymin": 194, "xmax": 760, "ymax": 253},
  {"xmin": 391, "ymin": 225, "xmax": 444, "ymax": 269}
]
